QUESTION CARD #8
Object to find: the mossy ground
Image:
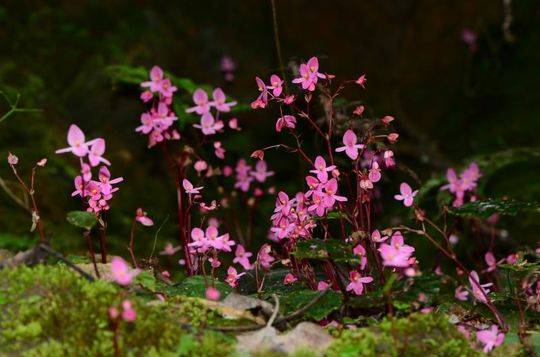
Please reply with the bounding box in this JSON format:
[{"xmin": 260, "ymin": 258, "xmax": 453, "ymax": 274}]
[{"xmin": 0, "ymin": 264, "xmax": 525, "ymax": 356}]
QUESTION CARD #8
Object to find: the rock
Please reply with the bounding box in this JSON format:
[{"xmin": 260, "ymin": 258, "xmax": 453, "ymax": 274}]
[
  {"xmin": 236, "ymin": 322, "xmax": 333, "ymax": 355},
  {"xmin": 77, "ymin": 263, "xmax": 114, "ymax": 281},
  {"xmin": 221, "ymin": 293, "xmax": 279, "ymax": 320}
]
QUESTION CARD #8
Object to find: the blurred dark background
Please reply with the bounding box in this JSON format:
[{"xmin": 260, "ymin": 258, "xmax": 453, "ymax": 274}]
[{"xmin": 1, "ymin": 1, "xmax": 539, "ymax": 259}]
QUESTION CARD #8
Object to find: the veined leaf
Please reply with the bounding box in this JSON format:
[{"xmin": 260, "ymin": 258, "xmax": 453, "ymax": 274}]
[
  {"xmin": 447, "ymin": 198, "xmax": 540, "ymax": 219},
  {"xmin": 66, "ymin": 211, "xmax": 97, "ymax": 230}
]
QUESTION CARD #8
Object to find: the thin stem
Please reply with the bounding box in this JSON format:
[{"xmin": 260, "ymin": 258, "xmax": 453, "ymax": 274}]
[
  {"xmin": 84, "ymin": 230, "xmax": 100, "ymax": 278},
  {"xmin": 128, "ymin": 218, "xmax": 138, "ymax": 268}
]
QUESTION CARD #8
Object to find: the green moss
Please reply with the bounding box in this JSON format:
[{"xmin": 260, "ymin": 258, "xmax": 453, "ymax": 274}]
[
  {"xmin": 327, "ymin": 313, "xmax": 480, "ymax": 357},
  {"xmin": 0, "ymin": 264, "xmax": 235, "ymax": 356}
]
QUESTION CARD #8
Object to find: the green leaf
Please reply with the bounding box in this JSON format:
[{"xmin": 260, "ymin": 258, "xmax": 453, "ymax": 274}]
[
  {"xmin": 66, "ymin": 211, "xmax": 97, "ymax": 230},
  {"xmin": 276, "ymin": 288, "xmax": 342, "ymax": 320},
  {"xmin": 292, "ymin": 239, "xmax": 357, "ymax": 263},
  {"xmin": 447, "ymin": 198, "xmax": 540, "ymax": 219},
  {"xmin": 168, "ymin": 275, "xmax": 232, "ymax": 298},
  {"xmin": 133, "ymin": 270, "xmax": 156, "ymax": 291}
]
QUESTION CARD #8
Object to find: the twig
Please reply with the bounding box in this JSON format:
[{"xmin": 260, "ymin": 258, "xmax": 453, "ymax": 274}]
[
  {"xmin": 209, "ymin": 290, "xmax": 328, "ymax": 332},
  {"xmin": 38, "ymin": 243, "xmax": 95, "ymax": 282}
]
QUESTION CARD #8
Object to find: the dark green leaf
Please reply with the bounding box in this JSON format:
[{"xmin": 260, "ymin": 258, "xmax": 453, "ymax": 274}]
[
  {"xmin": 66, "ymin": 211, "xmax": 97, "ymax": 230},
  {"xmin": 167, "ymin": 275, "xmax": 232, "ymax": 298},
  {"xmin": 277, "ymin": 288, "xmax": 342, "ymax": 320},
  {"xmin": 447, "ymin": 198, "xmax": 540, "ymax": 219},
  {"xmin": 292, "ymin": 239, "xmax": 357, "ymax": 263}
]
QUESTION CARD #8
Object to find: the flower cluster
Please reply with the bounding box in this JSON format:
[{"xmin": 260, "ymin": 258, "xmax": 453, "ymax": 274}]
[
  {"xmin": 56, "ymin": 124, "xmax": 123, "ymax": 213},
  {"xmin": 441, "ymin": 162, "xmax": 481, "ymax": 207},
  {"xmin": 137, "ymin": 66, "xmax": 180, "ymax": 147},
  {"xmin": 187, "ymin": 88, "xmax": 236, "ymax": 138}
]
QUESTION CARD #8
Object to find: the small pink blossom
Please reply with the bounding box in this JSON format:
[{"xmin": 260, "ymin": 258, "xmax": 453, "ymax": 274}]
[
  {"xmin": 275, "ymin": 115, "xmax": 296, "ymax": 132},
  {"xmin": 378, "ymin": 231, "xmax": 415, "ymax": 268},
  {"xmin": 335, "ymin": 129, "xmax": 364, "ymax": 160},
  {"xmin": 371, "ymin": 229, "xmax": 388, "ymax": 243},
  {"xmin": 141, "ymin": 66, "xmax": 164, "ymax": 93},
  {"xmin": 310, "ymin": 156, "xmax": 336, "ymax": 183},
  {"xmin": 469, "ymin": 270, "xmax": 492, "ymax": 303},
  {"xmin": 317, "ymin": 281, "xmax": 331, "ymax": 291},
  {"xmin": 186, "ymin": 89, "xmax": 211, "ymax": 115},
  {"xmin": 476, "ymin": 325, "xmax": 504, "ymax": 353},
  {"xmin": 226, "ymin": 266, "xmax": 245, "ymax": 288},
  {"xmin": 121, "ymin": 300, "xmax": 137, "ymax": 322},
  {"xmin": 111, "ymin": 256, "xmax": 140, "ymax": 286},
  {"xmin": 381, "ymin": 116, "xmax": 394, "ymax": 125},
  {"xmin": 55, "ymin": 124, "xmax": 93, "ymax": 157},
  {"xmin": 37, "ymin": 158, "xmax": 47, "ymax": 167},
  {"xmin": 355, "ymin": 74, "xmax": 367, "ymax": 88},
  {"xmin": 251, "ymin": 160, "xmax": 274, "ymax": 183},
  {"xmin": 455, "ymin": 286, "xmax": 469, "ymax": 301},
  {"xmin": 194, "ymin": 160, "xmax": 208, "ymax": 173},
  {"xmin": 228, "ymin": 118, "xmax": 240, "ymax": 130},
  {"xmin": 346, "ymin": 271, "xmax": 373, "ymax": 295},
  {"xmin": 135, "ymin": 208, "xmax": 154, "ymax": 226},
  {"xmin": 211, "ymin": 87, "xmax": 236, "ymax": 112},
  {"xmin": 214, "ymin": 141, "xmax": 226, "ymax": 159},
  {"xmin": 257, "ymin": 244, "xmax": 275, "ymax": 269},
  {"xmin": 292, "ymin": 57, "xmax": 325, "ymax": 92},
  {"xmin": 353, "ymin": 105, "xmax": 365, "ymax": 116},
  {"xmin": 205, "ymin": 286, "xmax": 221, "ymax": 301},
  {"xmin": 183, "ymin": 179, "xmax": 203, "ymax": 195},
  {"xmin": 368, "ymin": 162, "xmax": 381, "ymax": 183},
  {"xmin": 233, "ymin": 244, "xmax": 253, "ymax": 270},
  {"xmin": 267, "ymin": 74, "xmax": 284, "ymax": 97},
  {"xmin": 87, "ymin": 138, "xmax": 110, "ymax": 167},
  {"xmin": 251, "ymin": 77, "xmax": 269, "ymax": 109},
  {"xmin": 394, "ymin": 182, "xmax": 418, "ymax": 207},
  {"xmin": 160, "ymin": 242, "xmax": 181, "ymax": 256},
  {"xmin": 283, "ymin": 94, "xmax": 295, "ymax": 104},
  {"xmin": 140, "ymin": 90, "xmax": 153, "ymax": 102},
  {"xmin": 387, "ymin": 133, "xmax": 399, "ymax": 143},
  {"xmin": 353, "ymin": 244, "xmax": 367, "ymax": 270},
  {"xmin": 7, "ymin": 152, "xmax": 18, "ymax": 165},
  {"xmin": 383, "ymin": 150, "xmax": 395, "ymax": 168},
  {"xmin": 284, "ymin": 273, "xmax": 298, "ymax": 285},
  {"xmin": 484, "ymin": 252, "xmax": 497, "ymax": 272}
]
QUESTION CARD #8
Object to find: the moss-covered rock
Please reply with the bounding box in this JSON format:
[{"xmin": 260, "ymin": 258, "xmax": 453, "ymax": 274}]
[
  {"xmin": 326, "ymin": 313, "xmax": 480, "ymax": 357},
  {"xmin": 0, "ymin": 264, "xmax": 235, "ymax": 356}
]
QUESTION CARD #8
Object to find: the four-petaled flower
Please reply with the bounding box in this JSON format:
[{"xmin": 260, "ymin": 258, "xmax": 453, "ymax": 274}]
[
  {"xmin": 346, "ymin": 270, "xmax": 373, "ymax": 295},
  {"xmin": 394, "ymin": 182, "xmax": 418, "ymax": 207},
  {"xmin": 335, "ymin": 129, "xmax": 364, "ymax": 160}
]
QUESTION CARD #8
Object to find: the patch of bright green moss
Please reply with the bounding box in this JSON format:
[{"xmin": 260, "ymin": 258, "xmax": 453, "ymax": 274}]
[
  {"xmin": 326, "ymin": 312, "xmax": 480, "ymax": 357},
  {"xmin": 0, "ymin": 264, "xmax": 235, "ymax": 356}
]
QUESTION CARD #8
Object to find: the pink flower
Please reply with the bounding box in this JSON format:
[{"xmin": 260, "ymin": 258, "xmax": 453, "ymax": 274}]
[
  {"xmin": 353, "ymin": 244, "xmax": 367, "ymax": 270},
  {"xmin": 214, "ymin": 141, "xmax": 226, "ymax": 159},
  {"xmin": 368, "ymin": 162, "xmax": 381, "ymax": 183},
  {"xmin": 183, "ymin": 178, "xmax": 203, "ymax": 195},
  {"xmin": 121, "ymin": 300, "xmax": 137, "ymax": 322},
  {"xmin": 109, "ymin": 307, "xmax": 119, "ymax": 319},
  {"xmin": 476, "ymin": 325, "xmax": 504, "ymax": 353},
  {"xmin": 159, "ymin": 242, "xmax": 182, "ymax": 256},
  {"xmin": 267, "ymin": 74, "xmax": 284, "ymax": 97},
  {"xmin": 383, "ymin": 150, "xmax": 395, "ymax": 168},
  {"xmin": 310, "ymin": 156, "xmax": 336, "ymax": 183},
  {"xmin": 387, "ymin": 133, "xmax": 399, "ymax": 143},
  {"xmin": 469, "ymin": 270, "xmax": 492, "ymax": 303},
  {"xmin": 194, "ymin": 112, "xmax": 223, "ymax": 136},
  {"xmin": 283, "ymin": 94, "xmax": 295, "ymax": 104},
  {"xmin": 371, "ymin": 229, "xmax": 388, "ymax": 243},
  {"xmin": 228, "ymin": 118, "xmax": 240, "ymax": 130},
  {"xmin": 209, "ymin": 257, "xmax": 221, "ymax": 268},
  {"xmin": 251, "ymin": 160, "xmax": 274, "ymax": 183},
  {"xmin": 186, "ymin": 89, "xmax": 211, "ymax": 115},
  {"xmin": 194, "ymin": 160, "xmax": 208, "ymax": 173},
  {"xmin": 7, "ymin": 152, "xmax": 18, "ymax": 165},
  {"xmin": 455, "ymin": 286, "xmax": 469, "ymax": 301},
  {"xmin": 322, "ymin": 178, "xmax": 347, "ymax": 207},
  {"xmin": 55, "ymin": 124, "xmax": 94, "ymax": 157},
  {"xmin": 97, "ymin": 166, "xmax": 123, "ymax": 195},
  {"xmin": 394, "ymin": 182, "xmax": 418, "ymax": 207},
  {"xmin": 140, "ymin": 90, "xmax": 153, "ymax": 102},
  {"xmin": 226, "ymin": 266, "xmax": 245, "ymax": 288},
  {"xmin": 378, "ymin": 231, "xmax": 415, "ymax": 268},
  {"xmin": 381, "ymin": 115, "xmax": 394, "ymax": 125},
  {"xmin": 205, "ymin": 286, "xmax": 221, "ymax": 301},
  {"xmin": 461, "ymin": 27, "xmax": 477, "ymax": 52},
  {"xmin": 251, "ymin": 77, "xmax": 269, "ymax": 109},
  {"xmin": 88, "ymin": 138, "xmax": 110, "ymax": 167},
  {"xmin": 460, "ymin": 162, "xmax": 481, "ymax": 191},
  {"xmin": 292, "ymin": 57, "xmax": 325, "ymax": 92},
  {"xmin": 335, "ymin": 130, "xmax": 364, "ymax": 160},
  {"xmin": 275, "ymin": 115, "xmax": 296, "ymax": 132},
  {"xmin": 233, "ymin": 244, "xmax": 253, "ymax": 270},
  {"xmin": 484, "ymin": 252, "xmax": 497, "ymax": 272},
  {"xmin": 37, "ymin": 158, "xmax": 47, "ymax": 167},
  {"xmin": 353, "ymin": 105, "xmax": 365, "ymax": 116},
  {"xmin": 355, "ymin": 74, "xmax": 367, "ymax": 88},
  {"xmin": 284, "ymin": 273, "xmax": 298, "ymax": 285},
  {"xmin": 211, "ymin": 87, "xmax": 236, "ymax": 112},
  {"xmin": 257, "ymin": 244, "xmax": 275, "ymax": 269},
  {"xmin": 346, "ymin": 271, "xmax": 373, "ymax": 295},
  {"xmin": 111, "ymin": 256, "xmax": 140, "ymax": 286},
  {"xmin": 206, "ymin": 226, "xmax": 235, "ymax": 252},
  {"xmin": 141, "ymin": 66, "xmax": 164, "ymax": 93},
  {"xmin": 135, "ymin": 208, "xmax": 154, "ymax": 226},
  {"xmin": 317, "ymin": 281, "xmax": 330, "ymax": 291}
]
